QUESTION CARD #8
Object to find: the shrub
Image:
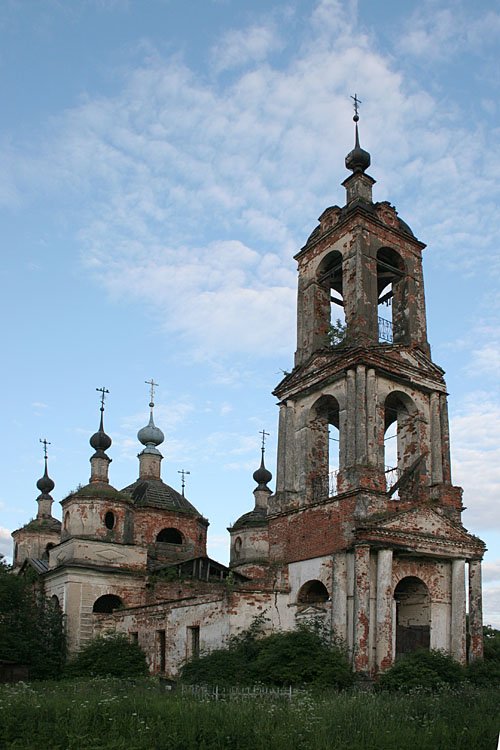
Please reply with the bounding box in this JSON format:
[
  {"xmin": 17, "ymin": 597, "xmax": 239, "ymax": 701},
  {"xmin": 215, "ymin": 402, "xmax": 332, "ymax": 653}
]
[
  {"xmin": 180, "ymin": 621, "xmax": 353, "ymax": 689},
  {"xmin": 65, "ymin": 633, "xmax": 148, "ymax": 678},
  {"xmin": 378, "ymin": 649, "xmax": 465, "ymax": 692}
]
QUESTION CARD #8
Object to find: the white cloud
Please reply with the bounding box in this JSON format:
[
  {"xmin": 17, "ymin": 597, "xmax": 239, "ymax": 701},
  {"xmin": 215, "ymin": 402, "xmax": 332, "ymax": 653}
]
[
  {"xmin": 483, "ymin": 559, "xmax": 500, "ymax": 583},
  {"xmin": 450, "ymin": 399, "xmax": 500, "ymax": 532},
  {"xmin": 0, "ymin": 527, "xmax": 12, "ymax": 561},
  {"xmin": 211, "ymin": 24, "xmax": 283, "ymax": 73},
  {"xmin": 483, "ymin": 584, "xmax": 500, "ymax": 629}
]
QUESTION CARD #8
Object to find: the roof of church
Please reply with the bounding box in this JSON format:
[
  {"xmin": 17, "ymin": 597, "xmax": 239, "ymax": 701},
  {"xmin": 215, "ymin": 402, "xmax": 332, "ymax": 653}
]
[
  {"xmin": 13, "ymin": 516, "xmax": 61, "ymax": 535},
  {"xmin": 121, "ymin": 478, "xmax": 202, "ymax": 516},
  {"xmin": 231, "ymin": 506, "xmax": 268, "ymax": 530}
]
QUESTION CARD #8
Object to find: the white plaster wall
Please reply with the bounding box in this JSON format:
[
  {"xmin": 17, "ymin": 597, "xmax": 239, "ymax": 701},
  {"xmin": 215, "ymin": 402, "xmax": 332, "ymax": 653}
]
[{"xmin": 49, "ymin": 538, "xmax": 147, "ymax": 570}]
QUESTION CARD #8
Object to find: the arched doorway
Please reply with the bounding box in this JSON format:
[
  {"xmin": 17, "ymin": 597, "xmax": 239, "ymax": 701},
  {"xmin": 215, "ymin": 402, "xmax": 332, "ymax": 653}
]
[
  {"xmin": 297, "ymin": 579, "xmax": 329, "ymax": 604},
  {"xmin": 92, "ymin": 594, "xmax": 123, "ymax": 614},
  {"xmin": 394, "ymin": 576, "xmax": 430, "ymax": 657}
]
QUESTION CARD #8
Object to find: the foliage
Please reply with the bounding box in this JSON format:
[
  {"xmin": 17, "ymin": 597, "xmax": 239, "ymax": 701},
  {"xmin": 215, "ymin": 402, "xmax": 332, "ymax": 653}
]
[
  {"xmin": 327, "ymin": 318, "xmax": 346, "ymax": 346},
  {"xmin": 0, "ymin": 678, "xmax": 498, "ymax": 750},
  {"xmin": 378, "ymin": 649, "xmax": 465, "ymax": 692},
  {"xmin": 0, "ymin": 556, "xmax": 65, "ymax": 679},
  {"xmin": 180, "ymin": 619, "xmax": 353, "ymax": 689},
  {"xmin": 467, "ymin": 625, "xmax": 500, "ymax": 685},
  {"xmin": 65, "ymin": 634, "xmax": 148, "ymax": 679}
]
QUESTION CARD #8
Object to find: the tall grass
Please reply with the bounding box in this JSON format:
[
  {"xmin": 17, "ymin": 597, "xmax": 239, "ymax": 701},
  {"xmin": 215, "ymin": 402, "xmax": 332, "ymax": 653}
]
[{"xmin": 0, "ymin": 678, "xmax": 497, "ymax": 750}]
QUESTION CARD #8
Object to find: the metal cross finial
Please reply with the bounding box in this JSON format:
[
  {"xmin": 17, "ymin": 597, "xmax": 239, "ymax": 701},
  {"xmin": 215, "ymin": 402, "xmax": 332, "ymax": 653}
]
[
  {"xmin": 96, "ymin": 386, "xmax": 109, "ymax": 412},
  {"xmin": 177, "ymin": 469, "xmax": 190, "ymax": 497},
  {"xmin": 40, "ymin": 438, "xmax": 51, "ymax": 460},
  {"xmin": 351, "ymin": 93, "xmax": 362, "ymax": 121},
  {"xmin": 145, "ymin": 378, "xmax": 158, "ymax": 407},
  {"xmin": 259, "ymin": 429, "xmax": 270, "ymax": 452}
]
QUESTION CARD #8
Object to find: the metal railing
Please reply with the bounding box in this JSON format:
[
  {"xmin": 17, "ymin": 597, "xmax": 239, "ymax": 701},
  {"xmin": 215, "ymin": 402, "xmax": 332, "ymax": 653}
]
[
  {"xmin": 378, "ymin": 316, "xmax": 393, "ymax": 343},
  {"xmin": 385, "ymin": 465, "xmax": 402, "ymax": 498},
  {"xmin": 311, "ymin": 470, "xmax": 339, "ymax": 502}
]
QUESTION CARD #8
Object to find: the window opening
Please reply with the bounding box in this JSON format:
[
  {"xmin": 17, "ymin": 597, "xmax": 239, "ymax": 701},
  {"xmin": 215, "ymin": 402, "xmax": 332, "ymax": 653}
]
[
  {"xmin": 130, "ymin": 632, "xmax": 139, "ymax": 644},
  {"xmin": 43, "ymin": 542, "xmax": 55, "ymax": 561},
  {"xmin": 188, "ymin": 625, "xmax": 200, "ymax": 658},
  {"xmin": 383, "ymin": 392, "xmax": 420, "ymax": 498},
  {"xmin": 92, "ymin": 594, "xmax": 123, "ymax": 614},
  {"xmin": 157, "ymin": 629, "xmax": 166, "ymax": 672},
  {"xmin": 297, "ymin": 580, "xmax": 329, "ymax": 604},
  {"xmin": 234, "ymin": 536, "xmax": 242, "ymax": 559},
  {"xmin": 156, "ymin": 528, "xmax": 183, "ymax": 544},
  {"xmin": 104, "ymin": 511, "xmax": 115, "ymax": 530}
]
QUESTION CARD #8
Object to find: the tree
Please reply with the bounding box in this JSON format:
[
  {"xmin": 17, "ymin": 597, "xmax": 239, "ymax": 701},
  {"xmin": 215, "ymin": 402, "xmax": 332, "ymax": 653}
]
[{"xmin": 0, "ymin": 556, "xmax": 65, "ymax": 678}]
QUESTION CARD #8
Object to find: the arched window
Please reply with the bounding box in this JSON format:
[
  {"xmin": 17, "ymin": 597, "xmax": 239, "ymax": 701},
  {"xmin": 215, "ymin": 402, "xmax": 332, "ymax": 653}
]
[
  {"xmin": 156, "ymin": 528, "xmax": 183, "ymax": 544},
  {"xmin": 64, "ymin": 511, "xmax": 70, "ymax": 529},
  {"xmin": 394, "ymin": 577, "xmax": 430, "ymax": 657},
  {"xmin": 297, "ymin": 580, "xmax": 329, "ymax": 604},
  {"xmin": 234, "ymin": 536, "xmax": 242, "ymax": 559},
  {"xmin": 377, "ymin": 247, "xmax": 406, "ymax": 344},
  {"xmin": 43, "ymin": 542, "xmax": 55, "ymax": 561},
  {"xmin": 50, "ymin": 594, "xmax": 60, "ymax": 609},
  {"xmin": 310, "ymin": 394, "xmax": 340, "ymax": 501},
  {"xmin": 92, "ymin": 594, "xmax": 123, "ymax": 614},
  {"xmin": 317, "ymin": 251, "xmax": 345, "ymax": 346},
  {"xmin": 104, "ymin": 511, "xmax": 115, "ymax": 530},
  {"xmin": 383, "ymin": 391, "xmax": 421, "ymax": 496}
]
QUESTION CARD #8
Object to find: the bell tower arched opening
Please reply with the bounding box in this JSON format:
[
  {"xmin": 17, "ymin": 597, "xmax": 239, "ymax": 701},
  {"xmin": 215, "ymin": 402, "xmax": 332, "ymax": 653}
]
[
  {"xmin": 309, "ymin": 394, "xmax": 340, "ymax": 501},
  {"xmin": 394, "ymin": 576, "xmax": 430, "ymax": 657},
  {"xmin": 377, "ymin": 248, "xmax": 406, "ymax": 344},
  {"xmin": 383, "ymin": 391, "xmax": 422, "ymax": 496},
  {"xmin": 317, "ymin": 251, "xmax": 345, "ymax": 347}
]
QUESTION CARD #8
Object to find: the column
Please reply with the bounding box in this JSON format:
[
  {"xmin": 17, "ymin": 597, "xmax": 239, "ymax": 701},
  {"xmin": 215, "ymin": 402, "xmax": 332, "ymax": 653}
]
[
  {"xmin": 375, "ymin": 549, "xmax": 393, "ymax": 672},
  {"xmin": 355, "ymin": 365, "xmax": 367, "ymax": 464},
  {"xmin": 451, "ymin": 559, "xmax": 466, "ymax": 663},
  {"xmin": 366, "ymin": 368, "xmax": 377, "ymax": 466},
  {"xmin": 439, "ymin": 394, "xmax": 452, "ymax": 483},
  {"xmin": 353, "ymin": 545, "xmax": 371, "ymax": 672},
  {"xmin": 430, "ymin": 392, "xmax": 443, "ymax": 484},
  {"xmin": 468, "ymin": 560, "xmax": 484, "ymax": 662},
  {"xmin": 332, "ymin": 552, "xmax": 348, "ymax": 644},
  {"xmin": 346, "ymin": 369, "xmax": 356, "ymax": 466}
]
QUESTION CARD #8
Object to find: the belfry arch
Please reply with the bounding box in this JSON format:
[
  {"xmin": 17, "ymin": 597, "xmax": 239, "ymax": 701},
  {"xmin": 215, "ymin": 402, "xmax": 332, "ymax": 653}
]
[
  {"xmin": 316, "ymin": 250, "xmax": 345, "ymax": 347},
  {"xmin": 308, "ymin": 394, "xmax": 340, "ymax": 500},
  {"xmin": 377, "ymin": 247, "xmax": 406, "ymax": 344},
  {"xmin": 383, "ymin": 391, "xmax": 424, "ymax": 495}
]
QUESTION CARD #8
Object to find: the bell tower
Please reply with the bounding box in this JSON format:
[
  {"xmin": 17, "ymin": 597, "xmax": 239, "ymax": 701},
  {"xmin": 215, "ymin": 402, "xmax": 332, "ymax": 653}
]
[{"xmin": 268, "ymin": 100, "xmax": 485, "ymax": 673}]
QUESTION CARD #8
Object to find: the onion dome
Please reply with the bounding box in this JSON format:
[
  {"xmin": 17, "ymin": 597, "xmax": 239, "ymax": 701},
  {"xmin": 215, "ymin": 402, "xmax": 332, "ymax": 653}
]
[
  {"xmin": 90, "ymin": 411, "xmax": 112, "ymax": 456},
  {"xmin": 138, "ymin": 409, "xmax": 164, "ymax": 453},
  {"xmin": 37, "ymin": 439, "xmax": 55, "ymax": 496},
  {"xmin": 90, "ymin": 387, "xmax": 112, "ymax": 458},
  {"xmin": 345, "ymin": 118, "xmax": 371, "ymax": 174},
  {"xmin": 253, "ymin": 432, "xmax": 272, "ymax": 491}
]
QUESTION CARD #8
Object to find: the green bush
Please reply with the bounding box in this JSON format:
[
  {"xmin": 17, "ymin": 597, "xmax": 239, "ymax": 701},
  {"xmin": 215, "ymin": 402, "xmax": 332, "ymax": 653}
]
[
  {"xmin": 180, "ymin": 621, "xmax": 353, "ymax": 689},
  {"xmin": 378, "ymin": 649, "xmax": 465, "ymax": 692},
  {"xmin": 65, "ymin": 634, "xmax": 148, "ymax": 678}
]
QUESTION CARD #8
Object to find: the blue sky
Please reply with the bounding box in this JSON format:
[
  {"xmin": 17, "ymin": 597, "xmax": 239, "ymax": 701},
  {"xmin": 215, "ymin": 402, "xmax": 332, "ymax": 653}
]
[{"xmin": 1, "ymin": 0, "xmax": 499, "ymax": 626}]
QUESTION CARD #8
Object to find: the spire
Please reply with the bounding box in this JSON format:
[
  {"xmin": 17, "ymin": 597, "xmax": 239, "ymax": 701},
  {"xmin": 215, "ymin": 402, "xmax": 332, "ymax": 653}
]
[
  {"xmin": 89, "ymin": 387, "xmax": 112, "ymax": 483},
  {"xmin": 137, "ymin": 379, "xmax": 164, "ymax": 480},
  {"xmin": 253, "ymin": 430, "xmax": 272, "ymax": 492},
  {"xmin": 345, "ymin": 94, "xmax": 371, "ymax": 174},
  {"xmin": 36, "ymin": 438, "xmax": 55, "ymax": 518},
  {"xmin": 343, "ymin": 94, "xmax": 375, "ymax": 205}
]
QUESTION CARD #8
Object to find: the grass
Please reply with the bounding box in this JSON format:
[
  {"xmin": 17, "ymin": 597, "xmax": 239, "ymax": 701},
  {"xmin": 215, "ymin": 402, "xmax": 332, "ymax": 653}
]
[{"xmin": 0, "ymin": 678, "xmax": 498, "ymax": 750}]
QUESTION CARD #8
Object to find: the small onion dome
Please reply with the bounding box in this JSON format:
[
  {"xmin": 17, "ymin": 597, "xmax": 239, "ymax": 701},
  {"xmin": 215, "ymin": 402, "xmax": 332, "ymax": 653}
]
[
  {"xmin": 138, "ymin": 410, "xmax": 164, "ymax": 452},
  {"xmin": 345, "ymin": 121, "xmax": 371, "ymax": 174},
  {"xmin": 253, "ymin": 453, "xmax": 272, "ymax": 491},
  {"xmin": 90, "ymin": 412, "xmax": 112, "ymax": 456},
  {"xmin": 36, "ymin": 463, "xmax": 55, "ymax": 496}
]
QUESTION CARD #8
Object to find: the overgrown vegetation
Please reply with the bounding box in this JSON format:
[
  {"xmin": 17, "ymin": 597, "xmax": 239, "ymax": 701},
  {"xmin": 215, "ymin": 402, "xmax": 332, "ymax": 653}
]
[
  {"xmin": 0, "ymin": 557, "xmax": 65, "ymax": 679},
  {"xmin": 327, "ymin": 318, "xmax": 346, "ymax": 346},
  {"xmin": 0, "ymin": 678, "xmax": 498, "ymax": 750},
  {"xmin": 180, "ymin": 619, "xmax": 353, "ymax": 689},
  {"xmin": 377, "ymin": 649, "xmax": 465, "ymax": 692},
  {"xmin": 64, "ymin": 634, "xmax": 148, "ymax": 679}
]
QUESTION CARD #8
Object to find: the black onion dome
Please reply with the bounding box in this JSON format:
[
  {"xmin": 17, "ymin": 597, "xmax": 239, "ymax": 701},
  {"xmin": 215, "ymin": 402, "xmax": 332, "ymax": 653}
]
[
  {"xmin": 90, "ymin": 412, "xmax": 112, "ymax": 455},
  {"xmin": 36, "ymin": 466, "xmax": 55, "ymax": 496},
  {"xmin": 345, "ymin": 121, "xmax": 371, "ymax": 174},
  {"xmin": 253, "ymin": 455, "xmax": 272, "ymax": 490}
]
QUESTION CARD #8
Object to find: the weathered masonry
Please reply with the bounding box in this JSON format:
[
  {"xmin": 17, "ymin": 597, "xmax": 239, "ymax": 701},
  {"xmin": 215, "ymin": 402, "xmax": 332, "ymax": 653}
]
[{"xmin": 12, "ymin": 113, "xmax": 485, "ymax": 677}]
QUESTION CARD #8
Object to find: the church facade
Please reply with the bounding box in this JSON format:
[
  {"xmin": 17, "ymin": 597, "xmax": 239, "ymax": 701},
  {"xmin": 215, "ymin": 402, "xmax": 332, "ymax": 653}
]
[{"xmin": 12, "ymin": 118, "xmax": 486, "ymax": 677}]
